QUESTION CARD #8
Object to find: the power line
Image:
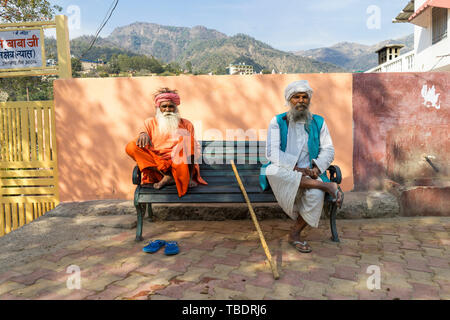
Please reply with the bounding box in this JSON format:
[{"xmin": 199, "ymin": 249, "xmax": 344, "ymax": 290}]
[
  {"xmin": 81, "ymin": 0, "xmax": 119, "ymax": 58},
  {"xmin": 80, "ymin": 0, "xmax": 119, "ymax": 59}
]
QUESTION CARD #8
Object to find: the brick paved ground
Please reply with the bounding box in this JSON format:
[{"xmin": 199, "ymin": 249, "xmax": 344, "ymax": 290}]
[{"xmin": 0, "ymin": 217, "xmax": 448, "ymax": 300}]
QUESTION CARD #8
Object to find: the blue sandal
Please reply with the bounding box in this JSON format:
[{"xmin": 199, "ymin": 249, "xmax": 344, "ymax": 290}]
[
  {"xmin": 143, "ymin": 240, "xmax": 166, "ymax": 253},
  {"xmin": 164, "ymin": 241, "xmax": 179, "ymax": 255}
]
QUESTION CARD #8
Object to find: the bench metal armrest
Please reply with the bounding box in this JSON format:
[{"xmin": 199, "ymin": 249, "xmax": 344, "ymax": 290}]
[
  {"xmin": 326, "ymin": 165, "xmax": 342, "ymax": 184},
  {"xmin": 132, "ymin": 166, "xmax": 141, "ymax": 185}
]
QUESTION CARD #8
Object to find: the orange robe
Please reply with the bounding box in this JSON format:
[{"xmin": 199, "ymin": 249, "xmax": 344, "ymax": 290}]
[{"xmin": 126, "ymin": 117, "xmax": 207, "ymax": 197}]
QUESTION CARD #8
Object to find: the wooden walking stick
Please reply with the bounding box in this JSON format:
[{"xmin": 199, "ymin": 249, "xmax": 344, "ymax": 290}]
[{"xmin": 230, "ymin": 160, "xmax": 280, "ymax": 280}]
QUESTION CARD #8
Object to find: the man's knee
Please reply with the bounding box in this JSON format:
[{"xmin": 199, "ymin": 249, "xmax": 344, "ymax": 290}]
[
  {"xmin": 125, "ymin": 140, "xmax": 138, "ymax": 156},
  {"xmin": 305, "ymin": 188, "xmax": 325, "ymax": 201}
]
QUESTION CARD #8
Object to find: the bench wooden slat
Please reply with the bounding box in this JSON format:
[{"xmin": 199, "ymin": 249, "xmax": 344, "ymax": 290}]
[
  {"xmin": 201, "ymin": 159, "xmax": 267, "ymax": 166},
  {"xmin": 201, "ymin": 152, "xmax": 263, "ymax": 156},
  {"xmin": 139, "ymin": 184, "xmax": 267, "ymax": 194},
  {"xmin": 201, "ymin": 161, "xmax": 268, "ymax": 166},
  {"xmin": 201, "ymin": 146, "xmax": 264, "ymax": 155},
  {"xmin": 199, "ymin": 164, "xmax": 261, "ymax": 170},
  {"xmin": 141, "ymin": 176, "xmax": 259, "ymax": 187},
  {"xmin": 199, "ymin": 170, "xmax": 260, "ymax": 177},
  {"xmin": 201, "ymin": 141, "xmax": 265, "ymax": 147},
  {"xmin": 138, "ymin": 193, "xmax": 276, "ymax": 203},
  {"xmin": 192, "ymin": 175, "xmax": 261, "ymax": 184},
  {"xmin": 201, "ymin": 155, "xmax": 266, "ymax": 160}
]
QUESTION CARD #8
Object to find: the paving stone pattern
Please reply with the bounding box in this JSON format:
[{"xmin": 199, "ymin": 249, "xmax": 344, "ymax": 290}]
[{"xmin": 0, "ymin": 217, "xmax": 449, "ymax": 300}]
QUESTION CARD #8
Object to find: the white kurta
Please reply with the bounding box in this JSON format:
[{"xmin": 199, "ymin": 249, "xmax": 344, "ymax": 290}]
[{"xmin": 265, "ymin": 116, "xmax": 335, "ymax": 227}]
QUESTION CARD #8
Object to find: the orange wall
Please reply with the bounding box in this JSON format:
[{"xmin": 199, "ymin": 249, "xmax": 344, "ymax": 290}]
[{"xmin": 53, "ymin": 74, "xmax": 353, "ymax": 201}]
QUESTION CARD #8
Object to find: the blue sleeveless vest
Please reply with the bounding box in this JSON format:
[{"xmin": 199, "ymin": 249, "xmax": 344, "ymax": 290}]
[{"xmin": 259, "ymin": 112, "xmax": 330, "ymax": 191}]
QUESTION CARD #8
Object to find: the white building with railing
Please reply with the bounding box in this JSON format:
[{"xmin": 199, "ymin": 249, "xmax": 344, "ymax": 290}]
[
  {"xmin": 227, "ymin": 63, "xmax": 254, "ymax": 75},
  {"xmin": 366, "ymin": 0, "xmax": 450, "ymax": 73},
  {"xmin": 368, "ymin": 50, "xmax": 416, "ymax": 72}
]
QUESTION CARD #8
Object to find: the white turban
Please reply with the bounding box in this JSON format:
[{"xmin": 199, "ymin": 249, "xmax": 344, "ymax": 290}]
[{"xmin": 284, "ymin": 80, "xmax": 313, "ymax": 106}]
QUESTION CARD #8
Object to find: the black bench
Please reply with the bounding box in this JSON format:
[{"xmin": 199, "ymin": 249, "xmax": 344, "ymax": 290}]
[{"xmin": 132, "ymin": 141, "xmax": 342, "ymax": 242}]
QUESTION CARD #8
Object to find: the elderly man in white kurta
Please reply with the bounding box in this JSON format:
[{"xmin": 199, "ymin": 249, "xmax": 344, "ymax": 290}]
[{"xmin": 260, "ymin": 80, "xmax": 343, "ymax": 253}]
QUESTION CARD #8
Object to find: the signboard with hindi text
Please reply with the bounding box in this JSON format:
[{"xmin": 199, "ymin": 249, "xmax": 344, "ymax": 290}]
[{"xmin": 0, "ymin": 28, "xmax": 45, "ymax": 70}]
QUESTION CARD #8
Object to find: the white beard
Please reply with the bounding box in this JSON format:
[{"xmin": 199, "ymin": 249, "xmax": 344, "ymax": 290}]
[
  {"xmin": 287, "ymin": 103, "xmax": 312, "ymax": 124},
  {"xmin": 156, "ymin": 108, "xmax": 181, "ymax": 135}
]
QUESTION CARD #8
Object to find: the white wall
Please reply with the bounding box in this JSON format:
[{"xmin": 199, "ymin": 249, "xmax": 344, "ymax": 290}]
[
  {"xmin": 416, "ymin": 0, "xmax": 426, "ymax": 8},
  {"xmin": 414, "ymin": 2, "xmax": 450, "ymax": 71}
]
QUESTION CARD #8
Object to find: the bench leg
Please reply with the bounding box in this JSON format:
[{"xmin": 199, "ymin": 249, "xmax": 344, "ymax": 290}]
[
  {"xmin": 329, "ymin": 202, "xmax": 340, "ymax": 242},
  {"xmin": 135, "ymin": 203, "xmax": 145, "ymax": 242},
  {"xmin": 146, "ymin": 203, "xmax": 153, "ymax": 222}
]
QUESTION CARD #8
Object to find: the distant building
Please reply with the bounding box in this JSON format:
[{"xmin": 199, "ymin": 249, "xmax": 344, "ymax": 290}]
[
  {"xmin": 227, "ymin": 63, "xmax": 254, "ymax": 75},
  {"xmin": 367, "ymin": 0, "xmax": 450, "ymax": 72},
  {"xmin": 375, "ymin": 44, "xmax": 405, "ymax": 65},
  {"xmin": 80, "ymin": 59, "xmax": 105, "ymax": 72}
]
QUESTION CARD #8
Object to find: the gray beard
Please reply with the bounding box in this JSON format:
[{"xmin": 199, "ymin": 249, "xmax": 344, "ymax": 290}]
[
  {"xmin": 155, "ymin": 109, "xmax": 181, "ymax": 135},
  {"xmin": 287, "ymin": 105, "xmax": 312, "ymax": 124}
]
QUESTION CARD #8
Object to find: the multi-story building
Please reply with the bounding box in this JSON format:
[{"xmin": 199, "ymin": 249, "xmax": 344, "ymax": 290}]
[
  {"xmin": 367, "ymin": 0, "xmax": 449, "ymax": 72},
  {"xmin": 227, "ymin": 63, "xmax": 254, "ymax": 75}
]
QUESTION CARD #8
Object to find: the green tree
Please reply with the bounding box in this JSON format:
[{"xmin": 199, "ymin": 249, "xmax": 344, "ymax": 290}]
[
  {"xmin": 113, "ymin": 54, "xmax": 165, "ymax": 74},
  {"xmin": 108, "ymin": 55, "xmax": 121, "ymax": 74},
  {"xmin": 185, "ymin": 61, "xmax": 192, "ymax": 73},
  {"xmin": 164, "ymin": 62, "xmax": 182, "ymax": 75},
  {"xmin": 147, "ymin": 57, "xmax": 164, "ymax": 74},
  {"xmin": 159, "ymin": 71, "xmax": 175, "ymax": 76},
  {"xmin": 0, "ymin": 76, "xmax": 53, "ymax": 101},
  {"xmin": 71, "ymin": 58, "xmax": 82, "ymax": 77},
  {"xmin": 0, "ymin": 0, "xmax": 62, "ymax": 22},
  {"xmin": 117, "ymin": 54, "xmax": 132, "ymax": 72},
  {"xmin": 213, "ymin": 66, "xmax": 227, "ymax": 75}
]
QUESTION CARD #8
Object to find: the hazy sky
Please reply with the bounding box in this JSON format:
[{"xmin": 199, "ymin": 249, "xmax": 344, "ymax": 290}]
[{"xmin": 51, "ymin": 0, "xmax": 414, "ymax": 51}]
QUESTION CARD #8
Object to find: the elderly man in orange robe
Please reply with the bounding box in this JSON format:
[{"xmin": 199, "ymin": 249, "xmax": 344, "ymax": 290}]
[{"xmin": 126, "ymin": 87, "xmax": 207, "ymax": 197}]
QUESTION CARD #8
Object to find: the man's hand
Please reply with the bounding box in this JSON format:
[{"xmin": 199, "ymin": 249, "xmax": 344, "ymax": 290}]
[
  {"xmin": 136, "ymin": 132, "xmax": 151, "ymax": 148},
  {"xmin": 294, "ymin": 166, "xmax": 311, "ymax": 175},
  {"xmin": 294, "ymin": 166, "xmax": 320, "ymax": 179},
  {"xmin": 309, "ymin": 166, "xmax": 320, "ymax": 179},
  {"xmin": 293, "ymin": 166, "xmax": 306, "ymax": 174}
]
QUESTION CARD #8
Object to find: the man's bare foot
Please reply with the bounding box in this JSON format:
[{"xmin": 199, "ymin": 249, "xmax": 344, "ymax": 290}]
[
  {"xmin": 288, "ymin": 234, "xmax": 312, "ymax": 253},
  {"xmin": 327, "ymin": 182, "xmax": 343, "ymax": 208},
  {"xmin": 189, "ymin": 180, "xmax": 198, "ymax": 188},
  {"xmin": 153, "ymin": 175, "xmax": 175, "ymax": 189}
]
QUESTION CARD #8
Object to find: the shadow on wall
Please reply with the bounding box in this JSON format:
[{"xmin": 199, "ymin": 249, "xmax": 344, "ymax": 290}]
[
  {"xmin": 54, "ymin": 79, "xmax": 131, "ymax": 202},
  {"xmin": 54, "ymin": 74, "xmax": 353, "ymax": 201},
  {"xmin": 353, "ymin": 73, "xmax": 393, "ymax": 191}
]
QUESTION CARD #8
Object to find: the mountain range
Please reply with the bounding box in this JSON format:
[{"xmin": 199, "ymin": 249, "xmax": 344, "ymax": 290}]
[
  {"xmin": 294, "ymin": 34, "xmax": 414, "ymax": 72},
  {"xmin": 63, "ymin": 22, "xmax": 414, "ymax": 74},
  {"xmin": 67, "ymin": 22, "xmax": 346, "ymax": 74}
]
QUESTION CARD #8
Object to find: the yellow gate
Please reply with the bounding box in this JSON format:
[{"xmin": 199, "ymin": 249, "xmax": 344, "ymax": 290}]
[
  {"xmin": 0, "ymin": 15, "xmax": 71, "ymax": 237},
  {"xmin": 0, "ymin": 100, "xmax": 59, "ymax": 236}
]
